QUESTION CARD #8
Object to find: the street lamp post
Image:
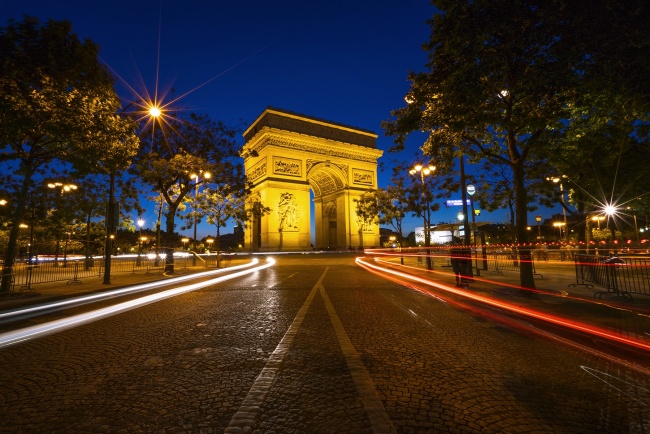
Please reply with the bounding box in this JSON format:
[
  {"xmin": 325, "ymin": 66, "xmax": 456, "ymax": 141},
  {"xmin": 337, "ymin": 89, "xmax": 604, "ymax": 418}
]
[
  {"xmin": 190, "ymin": 171, "xmax": 211, "ymax": 266},
  {"xmin": 105, "ymin": 104, "xmax": 160, "ymax": 284},
  {"xmin": 103, "ymin": 171, "xmax": 117, "ymax": 284},
  {"xmin": 137, "ymin": 218, "xmax": 144, "ymax": 266},
  {"xmin": 467, "ymin": 184, "xmax": 480, "ymax": 276},
  {"xmin": 459, "ymin": 156, "xmax": 471, "ymax": 247},
  {"xmin": 48, "ymin": 182, "xmax": 77, "ymax": 267},
  {"xmin": 536, "ymin": 215, "xmax": 542, "ymax": 240},
  {"xmin": 141, "ymin": 236, "xmax": 148, "ymax": 257},
  {"xmin": 409, "ymin": 163, "xmax": 436, "ymax": 270},
  {"xmin": 548, "ymin": 177, "xmax": 568, "ymax": 243}
]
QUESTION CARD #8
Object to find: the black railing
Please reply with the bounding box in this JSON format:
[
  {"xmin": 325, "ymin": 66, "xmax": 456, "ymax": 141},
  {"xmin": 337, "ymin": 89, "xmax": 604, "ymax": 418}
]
[
  {"xmin": 5, "ymin": 253, "xmax": 201, "ymax": 292},
  {"xmin": 571, "ymin": 254, "xmax": 650, "ymax": 300}
]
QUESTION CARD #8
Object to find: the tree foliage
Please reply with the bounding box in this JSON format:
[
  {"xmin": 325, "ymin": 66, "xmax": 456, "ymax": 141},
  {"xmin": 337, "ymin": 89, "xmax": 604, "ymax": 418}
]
[
  {"xmin": 0, "ymin": 17, "xmax": 139, "ymax": 291},
  {"xmin": 182, "ymin": 185, "xmax": 246, "ymax": 266},
  {"xmin": 383, "ymin": 0, "xmax": 650, "ymax": 289},
  {"xmin": 132, "ymin": 112, "xmax": 245, "ymax": 272}
]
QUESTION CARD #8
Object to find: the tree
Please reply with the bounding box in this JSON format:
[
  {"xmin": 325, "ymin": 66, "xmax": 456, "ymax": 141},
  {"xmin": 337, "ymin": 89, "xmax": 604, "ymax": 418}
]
[
  {"xmin": 243, "ymin": 196, "xmax": 271, "ymax": 252},
  {"xmin": 0, "ymin": 17, "xmax": 139, "ymax": 291},
  {"xmin": 133, "ymin": 113, "xmax": 245, "ymax": 273},
  {"xmin": 354, "ymin": 191, "xmax": 379, "ymax": 249},
  {"xmin": 184, "ymin": 185, "xmax": 246, "ymax": 267},
  {"xmin": 384, "ymin": 0, "xmax": 650, "ymax": 290},
  {"xmin": 65, "ymin": 173, "xmax": 141, "ymax": 268},
  {"xmin": 376, "ymin": 183, "xmax": 408, "ymax": 243}
]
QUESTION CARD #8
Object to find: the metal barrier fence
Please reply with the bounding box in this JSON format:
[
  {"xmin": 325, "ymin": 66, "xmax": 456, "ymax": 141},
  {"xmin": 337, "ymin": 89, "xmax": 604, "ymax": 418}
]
[
  {"xmin": 9, "ymin": 259, "xmax": 102, "ymax": 290},
  {"xmin": 5, "ymin": 253, "xmax": 195, "ymax": 292},
  {"xmin": 571, "ymin": 254, "xmax": 650, "ymax": 299},
  {"xmin": 204, "ymin": 253, "xmax": 232, "ymax": 269},
  {"xmin": 408, "ymin": 248, "xmax": 542, "ymax": 279},
  {"xmin": 488, "ymin": 252, "xmax": 520, "ymax": 274}
]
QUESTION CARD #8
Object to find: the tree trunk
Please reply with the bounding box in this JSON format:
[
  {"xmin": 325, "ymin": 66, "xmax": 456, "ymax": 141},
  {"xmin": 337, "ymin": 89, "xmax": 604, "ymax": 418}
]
[
  {"xmin": 155, "ymin": 195, "xmax": 163, "ymax": 266},
  {"xmin": 216, "ymin": 226, "xmax": 221, "ymax": 268},
  {"xmin": 0, "ymin": 168, "xmax": 33, "ymax": 292},
  {"xmin": 164, "ymin": 207, "xmax": 177, "ymax": 274},
  {"xmin": 85, "ymin": 213, "xmax": 93, "ymax": 269},
  {"xmin": 513, "ymin": 161, "xmax": 536, "ymax": 290}
]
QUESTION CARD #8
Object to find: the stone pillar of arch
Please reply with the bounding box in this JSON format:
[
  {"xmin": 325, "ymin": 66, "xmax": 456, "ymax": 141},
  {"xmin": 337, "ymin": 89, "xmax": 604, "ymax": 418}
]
[{"xmin": 242, "ymin": 107, "xmax": 383, "ymax": 251}]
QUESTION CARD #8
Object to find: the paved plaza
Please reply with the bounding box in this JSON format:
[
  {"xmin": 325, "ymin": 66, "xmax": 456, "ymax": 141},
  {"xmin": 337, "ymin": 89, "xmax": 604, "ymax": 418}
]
[{"xmin": 0, "ymin": 253, "xmax": 648, "ymax": 433}]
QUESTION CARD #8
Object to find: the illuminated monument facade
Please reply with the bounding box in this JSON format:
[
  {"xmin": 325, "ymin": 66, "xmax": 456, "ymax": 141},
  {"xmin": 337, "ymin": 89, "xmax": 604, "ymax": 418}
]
[{"xmin": 242, "ymin": 107, "xmax": 383, "ymax": 251}]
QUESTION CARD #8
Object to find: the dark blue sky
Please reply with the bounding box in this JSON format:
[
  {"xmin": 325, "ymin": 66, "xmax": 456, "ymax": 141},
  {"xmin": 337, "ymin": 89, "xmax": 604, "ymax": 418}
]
[{"xmin": 2, "ymin": 1, "xmax": 537, "ymax": 239}]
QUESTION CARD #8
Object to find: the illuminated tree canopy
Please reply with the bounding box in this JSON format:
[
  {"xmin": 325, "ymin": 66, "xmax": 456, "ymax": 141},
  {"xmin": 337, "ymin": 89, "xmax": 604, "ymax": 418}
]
[
  {"xmin": 0, "ymin": 17, "xmax": 138, "ymax": 291},
  {"xmin": 384, "ymin": 0, "xmax": 650, "ymax": 289},
  {"xmin": 133, "ymin": 112, "xmax": 246, "ymax": 272}
]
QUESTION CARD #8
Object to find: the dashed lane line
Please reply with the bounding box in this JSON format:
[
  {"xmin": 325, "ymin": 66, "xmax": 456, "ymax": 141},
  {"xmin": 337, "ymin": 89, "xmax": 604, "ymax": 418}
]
[
  {"xmin": 225, "ymin": 268, "xmax": 324, "ymax": 433},
  {"xmin": 226, "ymin": 267, "xmax": 395, "ymax": 433},
  {"xmin": 319, "ymin": 284, "xmax": 396, "ymax": 433}
]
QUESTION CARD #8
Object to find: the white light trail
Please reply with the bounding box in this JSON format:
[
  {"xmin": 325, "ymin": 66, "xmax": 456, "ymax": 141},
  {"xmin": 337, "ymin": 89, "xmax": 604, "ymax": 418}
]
[
  {"xmin": 0, "ymin": 258, "xmax": 275, "ymax": 349},
  {"xmin": 0, "ymin": 258, "xmax": 261, "ymax": 322}
]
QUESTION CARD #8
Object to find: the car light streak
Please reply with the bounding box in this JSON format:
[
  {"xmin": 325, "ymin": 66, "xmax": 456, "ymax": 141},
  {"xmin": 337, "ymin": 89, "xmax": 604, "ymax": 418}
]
[
  {"xmin": 356, "ymin": 257, "xmax": 650, "ymax": 353},
  {"xmin": 372, "ymin": 255, "xmax": 573, "ymax": 299},
  {"xmin": 372, "ymin": 256, "xmax": 650, "ymax": 319},
  {"xmin": 364, "ymin": 257, "xmax": 650, "ymax": 375},
  {"xmin": 0, "ymin": 258, "xmax": 274, "ymax": 349},
  {"xmin": 581, "ymin": 366, "xmax": 650, "ymax": 406},
  {"xmin": 0, "ymin": 259, "xmax": 261, "ymax": 323}
]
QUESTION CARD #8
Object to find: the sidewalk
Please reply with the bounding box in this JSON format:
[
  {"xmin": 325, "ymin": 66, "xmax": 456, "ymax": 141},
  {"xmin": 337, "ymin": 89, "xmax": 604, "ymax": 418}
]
[
  {"xmin": 3, "ymin": 255, "xmax": 650, "ymax": 324},
  {"xmin": 0, "ymin": 266, "xmax": 211, "ymax": 311}
]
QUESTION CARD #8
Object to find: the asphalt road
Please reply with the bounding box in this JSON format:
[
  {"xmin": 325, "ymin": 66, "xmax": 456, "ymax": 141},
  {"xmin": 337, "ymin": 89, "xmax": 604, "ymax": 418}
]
[{"xmin": 0, "ymin": 254, "xmax": 648, "ymax": 433}]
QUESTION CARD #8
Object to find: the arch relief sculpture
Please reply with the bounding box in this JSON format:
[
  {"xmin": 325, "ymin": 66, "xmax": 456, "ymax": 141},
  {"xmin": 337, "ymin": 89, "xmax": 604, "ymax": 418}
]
[{"xmin": 278, "ymin": 192, "xmax": 299, "ymax": 231}]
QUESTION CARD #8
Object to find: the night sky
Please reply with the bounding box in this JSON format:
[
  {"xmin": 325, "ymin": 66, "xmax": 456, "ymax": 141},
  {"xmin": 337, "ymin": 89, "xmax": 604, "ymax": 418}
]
[{"xmin": 2, "ymin": 1, "xmax": 543, "ymax": 240}]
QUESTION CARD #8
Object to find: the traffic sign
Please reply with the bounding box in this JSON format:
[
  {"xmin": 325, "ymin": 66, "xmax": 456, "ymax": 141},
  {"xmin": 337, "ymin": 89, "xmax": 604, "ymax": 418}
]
[{"xmin": 446, "ymin": 199, "xmax": 471, "ymax": 206}]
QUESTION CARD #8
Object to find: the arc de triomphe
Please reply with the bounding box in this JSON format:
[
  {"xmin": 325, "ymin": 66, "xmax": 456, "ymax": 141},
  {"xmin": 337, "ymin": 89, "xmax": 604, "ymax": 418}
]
[{"xmin": 242, "ymin": 107, "xmax": 383, "ymax": 251}]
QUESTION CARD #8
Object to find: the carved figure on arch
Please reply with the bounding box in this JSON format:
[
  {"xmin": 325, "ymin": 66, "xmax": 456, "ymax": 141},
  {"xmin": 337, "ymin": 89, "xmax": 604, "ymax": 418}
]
[{"xmin": 278, "ymin": 192, "xmax": 298, "ymax": 230}]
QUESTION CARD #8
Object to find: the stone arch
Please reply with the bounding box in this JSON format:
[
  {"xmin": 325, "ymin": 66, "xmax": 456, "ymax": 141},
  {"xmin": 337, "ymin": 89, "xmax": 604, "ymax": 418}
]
[{"xmin": 241, "ymin": 107, "xmax": 383, "ymax": 251}]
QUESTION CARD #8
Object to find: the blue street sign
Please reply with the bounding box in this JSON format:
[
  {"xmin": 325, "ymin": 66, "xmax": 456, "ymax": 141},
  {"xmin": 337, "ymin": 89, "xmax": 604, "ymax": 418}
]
[{"xmin": 446, "ymin": 199, "xmax": 471, "ymax": 206}]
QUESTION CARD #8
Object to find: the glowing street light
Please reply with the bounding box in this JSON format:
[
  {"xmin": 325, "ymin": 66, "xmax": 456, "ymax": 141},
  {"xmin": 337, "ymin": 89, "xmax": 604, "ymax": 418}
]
[
  {"xmin": 48, "ymin": 182, "xmax": 78, "ymax": 193},
  {"xmin": 148, "ymin": 106, "xmax": 161, "ymax": 118},
  {"xmin": 409, "ymin": 163, "xmax": 436, "ymax": 270},
  {"xmin": 592, "ymin": 215, "xmax": 605, "ymax": 229},
  {"xmin": 547, "ymin": 176, "xmax": 568, "ymax": 242}
]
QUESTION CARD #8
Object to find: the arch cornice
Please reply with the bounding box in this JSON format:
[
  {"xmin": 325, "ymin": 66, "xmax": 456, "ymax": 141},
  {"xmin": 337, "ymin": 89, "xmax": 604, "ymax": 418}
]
[{"xmin": 244, "ymin": 131, "xmax": 383, "ymax": 163}]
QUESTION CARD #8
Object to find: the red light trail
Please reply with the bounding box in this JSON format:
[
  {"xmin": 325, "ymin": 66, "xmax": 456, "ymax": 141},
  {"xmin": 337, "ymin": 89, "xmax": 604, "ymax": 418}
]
[{"xmin": 356, "ymin": 256, "xmax": 650, "ymax": 357}]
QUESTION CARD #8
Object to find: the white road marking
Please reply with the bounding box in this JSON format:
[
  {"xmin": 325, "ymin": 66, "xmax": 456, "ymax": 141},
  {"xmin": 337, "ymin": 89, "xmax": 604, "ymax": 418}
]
[
  {"xmin": 226, "ymin": 268, "xmax": 324, "ymax": 432},
  {"xmin": 227, "ymin": 267, "xmax": 395, "ymax": 433}
]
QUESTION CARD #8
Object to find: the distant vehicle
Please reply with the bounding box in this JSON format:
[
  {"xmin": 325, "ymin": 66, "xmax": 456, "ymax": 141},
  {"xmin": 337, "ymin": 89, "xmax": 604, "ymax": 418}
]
[{"xmin": 601, "ymin": 256, "xmax": 626, "ymax": 265}]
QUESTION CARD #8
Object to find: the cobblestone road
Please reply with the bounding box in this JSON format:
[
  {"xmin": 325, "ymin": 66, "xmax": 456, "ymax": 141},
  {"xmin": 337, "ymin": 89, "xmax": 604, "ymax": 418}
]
[{"xmin": 0, "ymin": 254, "xmax": 648, "ymax": 433}]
